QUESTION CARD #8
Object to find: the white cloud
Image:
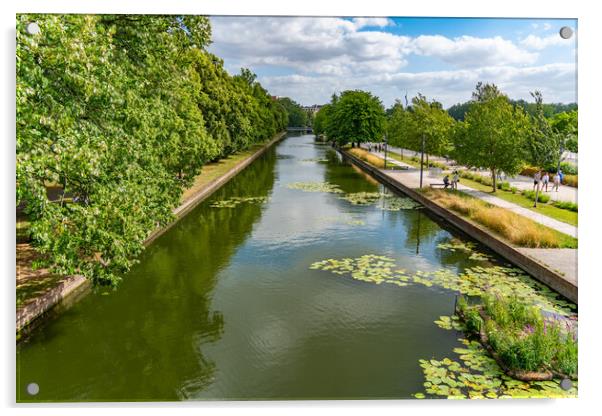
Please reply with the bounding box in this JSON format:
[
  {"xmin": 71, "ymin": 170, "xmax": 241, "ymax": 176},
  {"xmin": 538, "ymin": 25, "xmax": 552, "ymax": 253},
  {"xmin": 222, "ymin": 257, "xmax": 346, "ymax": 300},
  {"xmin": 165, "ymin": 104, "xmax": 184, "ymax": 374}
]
[
  {"xmin": 351, "ymin": 17, "xmax": 395, "ymax": 29},
  {"xmin": 260, "ymin": 63, "xmax": 576, "ymax": 108},
  {"xmin": 520, "ymin": 33, "xmax": 573, "ymax": 50},
  {"xmin": 208, "ymin": 17, "xmax": 576, "ymax": 107},
  {"xmin": 412, "ymin": 35, "xmax": 538, "ymax": 67}
]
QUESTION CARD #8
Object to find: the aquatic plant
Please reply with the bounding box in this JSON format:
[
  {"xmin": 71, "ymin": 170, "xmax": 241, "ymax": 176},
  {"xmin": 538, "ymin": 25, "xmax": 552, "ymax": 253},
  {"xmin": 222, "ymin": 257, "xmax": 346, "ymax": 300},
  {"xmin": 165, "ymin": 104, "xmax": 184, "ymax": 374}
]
[
  {"xmin": 437, "ymin": 239, "xmax": 493, "ymax": 261},
  {"xmin": 210, "ymin": 196, "xmax": 269, "ymax": 208},
  {"xmin": 415, "ymin": 337, "xmax": 577, "ymax": 399},
  {"xmin": 457, "ymin": 293, "xmax": 578, "ymax": 378},
  {"xmin": 339, "ymin": 192, "xmax": 422, "ymax": 211},
  {"xmin": 310, "ymin": 255, "xmax": 576, "ymax": 316},
  {"xmin": 286, "ymin": 182, "xmax": 344, "ymax": 193}
]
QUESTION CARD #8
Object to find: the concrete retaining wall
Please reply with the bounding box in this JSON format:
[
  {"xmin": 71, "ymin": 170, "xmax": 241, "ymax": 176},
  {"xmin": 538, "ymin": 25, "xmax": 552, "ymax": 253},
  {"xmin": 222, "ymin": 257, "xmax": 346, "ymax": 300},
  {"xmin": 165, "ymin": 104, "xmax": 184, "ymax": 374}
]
[{"xmin": 338, "ymin": 148, "xmax": 578, "ymax": 304}]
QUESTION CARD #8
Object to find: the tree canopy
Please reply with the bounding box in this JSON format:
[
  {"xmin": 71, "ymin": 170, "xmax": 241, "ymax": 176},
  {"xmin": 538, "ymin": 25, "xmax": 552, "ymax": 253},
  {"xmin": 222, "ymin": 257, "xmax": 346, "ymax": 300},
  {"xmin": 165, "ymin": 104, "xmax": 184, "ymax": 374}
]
[
  {"xmin": 17, "ymin": 14, "xmax": 287, "ymax": 286},
  {"xmin": 322, "ymin": 90, "xmax": 386, "ymax": 146},
  {"xmin": 452, "ymin": 85, "xmax": 532, "ymax": 191}
]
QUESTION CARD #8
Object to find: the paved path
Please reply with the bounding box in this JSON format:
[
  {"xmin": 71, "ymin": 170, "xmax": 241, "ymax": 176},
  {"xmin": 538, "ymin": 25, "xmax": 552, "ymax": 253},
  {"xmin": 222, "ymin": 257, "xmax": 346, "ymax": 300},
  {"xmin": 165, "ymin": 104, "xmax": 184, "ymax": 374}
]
[
  {"xmin": 370, "ymin": 149, "xmax": 577, "ymax": 238},
  {"xmin": 365, "ymin": 144, "xmax": 578, "ymax": 203}
]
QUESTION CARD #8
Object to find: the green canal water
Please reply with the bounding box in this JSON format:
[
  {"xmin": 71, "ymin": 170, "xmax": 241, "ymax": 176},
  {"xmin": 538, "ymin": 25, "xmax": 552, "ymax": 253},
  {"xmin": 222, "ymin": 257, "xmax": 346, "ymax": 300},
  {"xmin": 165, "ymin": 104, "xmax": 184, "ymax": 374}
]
[{"xmin": 16, "ymin": 134, "xmax": 574, "ymax": 401}]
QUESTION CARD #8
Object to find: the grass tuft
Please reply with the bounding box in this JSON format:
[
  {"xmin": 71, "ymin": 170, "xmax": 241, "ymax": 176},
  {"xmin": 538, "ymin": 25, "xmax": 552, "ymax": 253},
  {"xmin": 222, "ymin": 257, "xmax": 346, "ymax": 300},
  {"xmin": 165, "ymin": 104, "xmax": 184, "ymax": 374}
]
[{"xmin": 422, "ymin": 189, "xmax": 577, "ymax": 248}]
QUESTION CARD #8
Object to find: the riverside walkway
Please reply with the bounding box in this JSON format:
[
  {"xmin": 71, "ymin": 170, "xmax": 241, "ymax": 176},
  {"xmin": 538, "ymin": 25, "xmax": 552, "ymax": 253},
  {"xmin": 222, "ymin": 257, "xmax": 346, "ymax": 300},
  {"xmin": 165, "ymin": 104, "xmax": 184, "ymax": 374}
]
[
  {"xmin": 374, "ymin": 144, "xmax": 577, "ymax": 203},
  {"xmin": 361, "ymin": 147, "xmax": 577, "ymax": 286}
]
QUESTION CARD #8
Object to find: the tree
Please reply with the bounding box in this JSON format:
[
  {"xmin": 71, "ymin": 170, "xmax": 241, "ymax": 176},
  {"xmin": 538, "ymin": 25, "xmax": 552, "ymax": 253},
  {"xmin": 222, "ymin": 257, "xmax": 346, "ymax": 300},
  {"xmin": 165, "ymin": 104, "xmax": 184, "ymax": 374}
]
[
  {"xmin": 386, "ymin": 100, "xmax": 412, "ymax": 156},
  {"xmin": 17, "ymin": 14, "xmax": 287, "ymax": 286},
  {"xmin": 326, "ymin": 90, "xmax": 386, "ymax": 146},
  {"xmin": 550, "ymin": 110, "xmax": 578, "ymax": 154},
  {"xmin": 277, "ymin": 97, "xmax": 308, "ymax": 127},
  {"xmin": 313, "ymin": 104, "xmax": 332, "ymax": 136},
  {"xmin": 453, "ymin": 86, "xmax": 531, "ymax": 192}
]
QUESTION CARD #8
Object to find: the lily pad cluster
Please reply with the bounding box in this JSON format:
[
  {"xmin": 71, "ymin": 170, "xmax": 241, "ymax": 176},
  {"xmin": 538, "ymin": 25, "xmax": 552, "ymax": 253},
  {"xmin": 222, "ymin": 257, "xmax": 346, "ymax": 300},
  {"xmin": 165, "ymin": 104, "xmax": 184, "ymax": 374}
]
[
  {"xmin": 309, "ymin": 255, "xmax": 410, "ymax": 287},
  {"xmin": 318, "ymin": 216, "xmax": 366, "ymax": 227},
  {"xmin": 310, "ymin": 255, "xmax": 576, "ymax": 316},
  {"xmin": 285, "ymin": 182, "xmax": 343, "ymax": 193},
  {"xmin": 338, "ymin": 191, "xmax": 422, "ymax": 211},
  {"xmin": 437, "ymin": 239, "xmax": 493, "ymax": 261},
  {"xmin": 210, "ymin": 196, "xmax": 269, "ymax": 208},
  {"xmin": 415, "ymin": 319, "xmax": 577, "ymax": 399}
]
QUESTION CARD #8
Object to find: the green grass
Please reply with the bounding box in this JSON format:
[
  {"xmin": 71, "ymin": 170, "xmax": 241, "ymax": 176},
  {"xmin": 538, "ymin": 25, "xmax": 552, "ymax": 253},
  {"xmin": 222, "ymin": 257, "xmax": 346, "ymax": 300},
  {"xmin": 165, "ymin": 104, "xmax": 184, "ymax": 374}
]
[
  {"xmin": 422, "ymin": 188, "xmax": 577, "ymax": 249},
  {"xmin": 385, "ymin": 150, "xmax": 448, "ymax": 170},
  {"xmin": 454, "ymin": 176, "xmax": 578, "ymax": 227}
]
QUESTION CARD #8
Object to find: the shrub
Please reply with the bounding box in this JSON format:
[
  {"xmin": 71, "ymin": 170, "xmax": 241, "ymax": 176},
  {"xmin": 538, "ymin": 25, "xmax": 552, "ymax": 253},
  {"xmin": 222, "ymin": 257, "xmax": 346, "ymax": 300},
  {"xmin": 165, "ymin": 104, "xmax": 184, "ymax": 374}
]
[
  {"xmin": 469, "ymin": 293, "xmax": 578, "ymax": 377},
  {"xmin": 553, "ymin": 200, "xmax": 578, "ymax": 212},
  {"xmin": 560, "ymin": 162, "xmax": 578, "ymax": 175},
  {"xmin": 521, "ymin": 189, "xmax": 550, "ymax": 203},
  {"xmin": 480, "ymin": 176, "xmax": 493, "ymax": 187},
  {"xmin": 562, "ymin": 174, "xmax": 578, "ymax": 188},
  {"xmin": 474, "ymin": 175, "xmax": 483, "ymax": 183},
  {"xmin": 510, "ymin": 186, "xmax": 518, "ymax": 194},
  {"xmin": 496, "ymin": 181, "xmax": 511, "ymax": 191},
  {"xmin": 520, "ymin": 166, "xmax": 539, "ymax": 177}
]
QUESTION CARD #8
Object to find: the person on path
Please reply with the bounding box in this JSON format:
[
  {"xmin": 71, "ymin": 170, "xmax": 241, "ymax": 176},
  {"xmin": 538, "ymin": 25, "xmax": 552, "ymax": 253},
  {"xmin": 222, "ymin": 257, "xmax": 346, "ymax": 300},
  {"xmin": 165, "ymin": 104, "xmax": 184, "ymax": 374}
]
[
  {"xmin": 542, "ymin": 172, "xmax": 550, "ymax": 192},
  {"xmin": 443, "ymin": 174, "xmax": 450, "ymax": 189},
  {"xmin": 452, "ymin": 171, "xmax": 459, "ymax": 190},
  {"xmin": 553, "ymin": 172, "xmax": 561, "ymax": 192},
  {"xmin": 559, "ymin": 169, "xmax": 564, "ymax": 184},
  {"xmin": 533, "ymin": 171, "xmax": 542, "ymax": 191}
]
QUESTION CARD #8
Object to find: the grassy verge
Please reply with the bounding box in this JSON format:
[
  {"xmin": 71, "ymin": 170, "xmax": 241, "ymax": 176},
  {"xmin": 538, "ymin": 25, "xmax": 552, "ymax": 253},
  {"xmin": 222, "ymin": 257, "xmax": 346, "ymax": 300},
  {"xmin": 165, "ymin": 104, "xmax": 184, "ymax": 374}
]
[
  {"xmin": 457, "ymin": 294, "xmax": 577, "ymax": 379},
  {"xmin": 181, "ymin": 140, "xmax": 273, "ymax": 203},
  {"xmin": 421, "ymin": 188, "xmax": 577, "ymax": 248},
  {"xmin": 454, "ymin": 175, "xmax": 577, "ymax": 227},
  {"xmin": 348, "ymin": 148, "xmax": 398, "ymax": 170},
  {"xmin": 386, "ymin": 150, "xmax": 448, "ymax": 170}
]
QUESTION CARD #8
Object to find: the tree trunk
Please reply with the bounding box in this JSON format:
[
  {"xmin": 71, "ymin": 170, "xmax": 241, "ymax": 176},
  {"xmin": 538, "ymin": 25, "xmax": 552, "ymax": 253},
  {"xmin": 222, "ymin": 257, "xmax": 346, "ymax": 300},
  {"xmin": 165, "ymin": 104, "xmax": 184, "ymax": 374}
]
[
  {"xmin": 426, "ymin": 154, "xmax": 429, "ymax": 171},
  {"xmin": 491, "ymin": 168, "xmax": 496, "ymax": 193}
]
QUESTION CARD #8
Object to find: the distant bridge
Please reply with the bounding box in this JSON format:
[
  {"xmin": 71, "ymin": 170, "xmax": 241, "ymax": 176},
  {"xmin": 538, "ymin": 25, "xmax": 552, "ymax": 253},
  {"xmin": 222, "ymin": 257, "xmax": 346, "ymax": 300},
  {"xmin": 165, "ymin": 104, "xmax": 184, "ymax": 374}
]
[{"xmin": 286, "ymin": 126, "xmax": 313, "ymax": 133}]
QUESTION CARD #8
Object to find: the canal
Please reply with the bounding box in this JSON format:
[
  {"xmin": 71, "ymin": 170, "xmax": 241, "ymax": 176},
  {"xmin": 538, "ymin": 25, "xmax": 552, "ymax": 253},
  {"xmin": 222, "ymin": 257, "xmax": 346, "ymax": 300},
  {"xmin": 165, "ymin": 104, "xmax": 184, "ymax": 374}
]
[{"xmin": 16, "ymin": 134, "xmax": 575, "ymax": 401}]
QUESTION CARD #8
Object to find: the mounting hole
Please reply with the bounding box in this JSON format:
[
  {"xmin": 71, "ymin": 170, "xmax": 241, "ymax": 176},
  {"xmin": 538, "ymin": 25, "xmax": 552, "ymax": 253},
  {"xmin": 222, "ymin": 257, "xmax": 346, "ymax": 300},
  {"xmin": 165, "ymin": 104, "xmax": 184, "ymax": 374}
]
[
  {"xmin": 559, "ymin": 26, "xmax": 573, "ymax": 39},
  {"xmin": 560, "ymin": 378, "xmax": 572, "ymax": 391},
  {"xmin": 25, "ymin": 22, "xmax": 40, "ymax": 35},
  {"xmin": 26, "ymin": 382, "xmax": 39, "ymax": 396}
]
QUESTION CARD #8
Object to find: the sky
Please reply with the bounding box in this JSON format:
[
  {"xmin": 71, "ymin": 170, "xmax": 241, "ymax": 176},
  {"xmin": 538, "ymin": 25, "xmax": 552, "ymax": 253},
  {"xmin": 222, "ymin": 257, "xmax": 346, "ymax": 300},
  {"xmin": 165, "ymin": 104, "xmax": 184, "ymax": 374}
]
[{"xmin": 207, "ymin": 16, "xmax": 577, "ymax": 108}]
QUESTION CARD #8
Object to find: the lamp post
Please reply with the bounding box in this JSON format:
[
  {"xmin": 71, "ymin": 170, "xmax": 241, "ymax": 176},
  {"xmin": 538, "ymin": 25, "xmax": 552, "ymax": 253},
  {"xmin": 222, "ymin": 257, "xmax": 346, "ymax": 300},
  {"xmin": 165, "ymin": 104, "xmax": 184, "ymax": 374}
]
[
  {"xmin": 384, "ymin": 134, "xmax": 388, "ymax": 170},
  {"xmin": 419, "ymin": 133, "xmax": 425, "ymax": 188}
]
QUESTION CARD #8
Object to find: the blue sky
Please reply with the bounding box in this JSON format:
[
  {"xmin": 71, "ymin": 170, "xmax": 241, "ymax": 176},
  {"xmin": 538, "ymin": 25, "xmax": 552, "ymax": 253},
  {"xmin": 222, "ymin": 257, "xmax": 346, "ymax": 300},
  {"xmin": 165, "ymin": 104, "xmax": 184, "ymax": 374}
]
[{"xmin": 208, "ymin": 16, "xmax": 577, "ymax": 107}]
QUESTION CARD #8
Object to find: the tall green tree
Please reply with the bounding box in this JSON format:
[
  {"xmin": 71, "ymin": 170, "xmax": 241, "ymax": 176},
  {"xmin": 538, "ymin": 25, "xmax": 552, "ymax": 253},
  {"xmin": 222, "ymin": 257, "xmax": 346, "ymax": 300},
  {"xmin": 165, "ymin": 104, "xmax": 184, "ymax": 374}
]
[
  {"xmin": 277, "ymin": 97, "xmax": 308, "ymax": 127},
  {"xmin": 326, "ymin": 90, "xmax": 386, "ymax": 146},
  {"xmin": 453, "ymin": 85, "xmax": 531, "ymax": 192},
  {"xmin": 403, "ymin": 95, "xmax": 455, "ymax": 168},
  {"xmin": 550, "ymin": 110, "xmax": 578, "ymax": 154},
  {"xmin": 17, "ymin": 14, "xmax": 286, "ymax": 286}
]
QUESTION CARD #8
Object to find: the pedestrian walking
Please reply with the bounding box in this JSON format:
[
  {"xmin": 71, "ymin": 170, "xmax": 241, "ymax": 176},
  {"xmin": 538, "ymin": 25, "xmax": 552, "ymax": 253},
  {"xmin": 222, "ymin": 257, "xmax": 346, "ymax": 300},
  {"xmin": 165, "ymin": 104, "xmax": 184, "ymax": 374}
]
[
  {"xmin": 553, "ymin": 172, "xmax": 561, "ymax": 192},
  {"xmin": 452, "ymin": 171, "xmax": 459, "ymax": 190},
  {"xmin": 533, "ymin": 171, "xmax": 541, "ymax": 191},
  {"xmin": 558, "ymin": 169, "xmax": 564, "ymax": 184},
  {"xmin": 542, "ymin": 172, "xmax": 550, "ymax": 192}
]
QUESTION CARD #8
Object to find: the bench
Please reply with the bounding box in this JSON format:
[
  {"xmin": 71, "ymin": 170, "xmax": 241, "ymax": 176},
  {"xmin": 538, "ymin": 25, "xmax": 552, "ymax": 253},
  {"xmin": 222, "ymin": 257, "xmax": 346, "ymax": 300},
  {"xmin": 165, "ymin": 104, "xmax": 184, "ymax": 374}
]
[{"xmin": 429, "ymin": 183, "xmax": 448, "ymax": 188}]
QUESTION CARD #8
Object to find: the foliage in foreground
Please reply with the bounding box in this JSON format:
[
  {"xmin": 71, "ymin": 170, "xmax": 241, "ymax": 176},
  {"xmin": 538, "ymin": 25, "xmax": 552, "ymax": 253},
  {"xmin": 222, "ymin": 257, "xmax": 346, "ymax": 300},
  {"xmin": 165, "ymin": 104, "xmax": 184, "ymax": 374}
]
[
  {"xmin": 17, "ymin": 15, "xmax": 287, "ymax": 285},
  {"xmin": 457, "ymin": 294, "xmax": 578, "ymax": 378},
  {"xmin": 422, "ymin": 189, "xmax": 576, "ymax": 248}
]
